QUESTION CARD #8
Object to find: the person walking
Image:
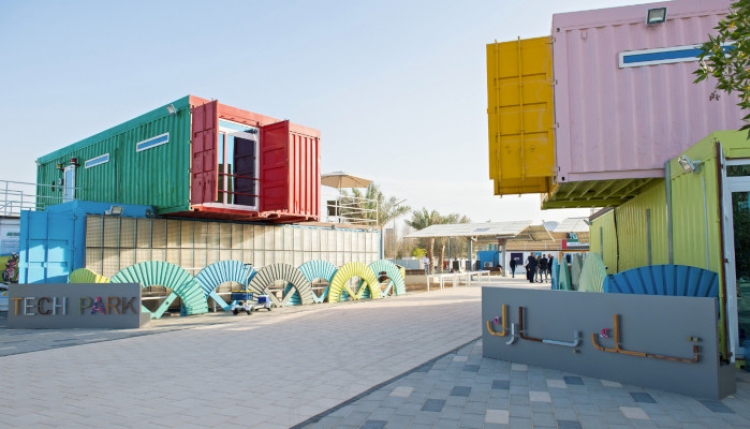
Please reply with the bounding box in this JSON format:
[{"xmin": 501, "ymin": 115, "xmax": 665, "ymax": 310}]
[
  {"xmin": 509, "ymin": 257, "xmax": 517, "ymax": 278},
  {"xmin": 539, "ymin": 254, "xmax": 549, "ymax": 282},
  {"xmin": 526, "ymin": 254, "xmax": 537, "ymax": 284},
  {"xmin": 423, "ymin": 256, "xmax": 430, "ymax": 275},
  {"xmin": 547, "ymin": 253, "xmax": 555, "ymax": 282}
]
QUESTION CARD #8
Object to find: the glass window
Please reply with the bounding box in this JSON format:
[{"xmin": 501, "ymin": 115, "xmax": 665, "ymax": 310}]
[{"xmin": 728, "ymin": 164, "xmax": 750, "ymax": 177}]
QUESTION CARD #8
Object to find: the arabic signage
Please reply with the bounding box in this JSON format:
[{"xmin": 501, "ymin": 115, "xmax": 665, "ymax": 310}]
[
  {"xmin": 482, "ymin": 288, "xmax": 735, "ymax": 400},
  {"xmin": 7, "ymin": 283, "xmax": 147, "ymax": 329}
]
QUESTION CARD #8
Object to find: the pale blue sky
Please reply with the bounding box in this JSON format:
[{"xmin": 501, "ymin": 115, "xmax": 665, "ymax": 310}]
[{"xmin": 0, "ymin": 0, "xmax": 656, "ymax": 223}]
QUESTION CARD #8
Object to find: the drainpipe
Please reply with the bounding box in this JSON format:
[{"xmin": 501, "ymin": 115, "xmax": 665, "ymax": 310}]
[{"xmin": 665, "ymin": 160, "xmax": 674, "ymax": 265}]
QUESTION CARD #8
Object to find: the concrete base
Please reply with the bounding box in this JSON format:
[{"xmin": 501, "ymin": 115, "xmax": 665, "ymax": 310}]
[{"xmin": 482, "ymin": 287, "xmax": 736, "ymax": 400}]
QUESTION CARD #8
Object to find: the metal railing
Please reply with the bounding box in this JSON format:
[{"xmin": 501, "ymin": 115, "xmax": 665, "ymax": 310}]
[
  {"xmin": 0, "ymin": 180, "xmax": 81, "ymax": 217},
  {"xmin": 323, "ymin": 192, "xmax": 378, "ymax": 226}
]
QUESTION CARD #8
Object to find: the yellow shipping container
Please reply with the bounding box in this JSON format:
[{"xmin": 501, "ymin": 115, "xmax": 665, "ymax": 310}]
[{"xmin": 487, "ymin": 37, "xmax": 555, "ymax": 195}]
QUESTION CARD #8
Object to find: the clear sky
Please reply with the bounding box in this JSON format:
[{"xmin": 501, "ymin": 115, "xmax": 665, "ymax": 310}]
[{"xmin": 0, "ymin": 0, "xmax": 657, "ymax": 224}]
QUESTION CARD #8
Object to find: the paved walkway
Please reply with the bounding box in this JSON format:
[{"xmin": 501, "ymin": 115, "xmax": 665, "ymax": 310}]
[{"xmin": 1, "ymin": 280, "xmax": 750, "ymax": 428}]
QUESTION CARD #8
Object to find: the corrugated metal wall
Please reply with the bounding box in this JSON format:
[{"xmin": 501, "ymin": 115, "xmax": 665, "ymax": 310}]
[
  {"xmin": 614, "ymin": 181, "xmax": 669, "ymax": 272},
  {"xmin": 36, "ymin": 96, "xmax": 192, "ymax": 212},
  {"xmin": 670, "ymin": 136, "xmax": 722, "ymax": 273},
  {"xmin": 85, "ymin": 216, "xmax": 380, "ymax": 278},
  {"xmin": 589, "ymin": 210, "xmax": 617, "ymax": 275},
  {"xmin": 552, "ymin": 0, "xmax": 740, "ymax": 183}
]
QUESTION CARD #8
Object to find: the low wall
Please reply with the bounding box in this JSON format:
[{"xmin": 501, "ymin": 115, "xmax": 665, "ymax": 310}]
[
  {"xmin": 482, "ymin": 288, "xmax": 735, "ymax": 399},
  {"xmin": 8, "ymin": 283, "xmax": 147, "ymax": 329}
]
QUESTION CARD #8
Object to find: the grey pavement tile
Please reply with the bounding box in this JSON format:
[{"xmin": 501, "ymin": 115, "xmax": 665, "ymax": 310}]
[
  {"xmin": 487, "ymin": 397, "xmax": 510, "ymax": 409},
  {"xmin": 421, "ymin": 399, "xmax": 446, "ymax": 412},
  {"xmin": 361, "ymin": 420, "xmax": 387, "ymax": 429},
  {"xmin": 578, "ymin": 414, "xmax": 607, "ymax": 429},
  {"xmin": 368, "ymin": 407, "xmax": 398, "ymax": 420},
  {"xmin": 557, "ymin": 420, "xmax": 583, "ymax": 429},
  {"xmin": 306, "ymin": 415, "xmax": 343, "ymax": 429},
  {"xmin": 492, "ymin": 380, "xmax": 510, "ymax": 390},
  {"xmin": 463, "ymin": 364, "xmax": 480, "ymax": 372},
  {"xmin": 529, "ymin": 401, "xmax": 553, "ymax": 413},
  {"xmin": 574, "ymin": 403, "xmax": 600, "ymax": 416},
  {"xmin": 630, "ymin": 392, "xmax": 656, "ymax": 403},
  {"xmin": 648, "ymin": 414, "xmax": 682, "ymax": 428},
  {"xmin": 445, "ymin": 396, "xmax": 469, "ymax": 407},
  {"xmin": 458, "ymin": 412, "xmax": 484, "ymax": 429},
  {"xmin": 412, "ymin": 411, "xmax": 441, "ymax": 425},
  {"xmin": 699, "ymin": 400, "xmax": 735, "ymax": 414},
  {"xmin": 508, "ymin": 416, "xmax": 532, "ymax": 428},
  {"xmin": 531, "ymin": 411, "xmax": 556, "ymax": 427},
  {"xmin": 553, "ymin": 407, "xmax": 579, "ymax": 421},
  {"xmin": 433, "ymin": 418, "xmax": 460, "ymax": 429},
  {"xmin": 509, "ymin": 403, "xmax": 531, "ymax": 418},
  {"xmin": 451, "ymin": 386, "xmax": 472, "ymax": 397},
  {"xmin": 564, "ymin": 376, "xmax": 584, "ymax": 386},
  {"xmin": 397, "ymin": 402, "xmax": 424, "ymax": 415},
  {"xmin": 341, "ymin": 411, "xmax": 370, "ymax": 426},
  {"xmin": 464, "ymin": 401, "xmax": 489, "ymax": 414},
  {"xmin": 384, "ymin": 414, "xmax": 413, "ymax": 428}
]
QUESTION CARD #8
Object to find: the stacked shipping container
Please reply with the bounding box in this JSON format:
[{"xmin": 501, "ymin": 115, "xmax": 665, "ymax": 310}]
[{"xmin": 36, "ymin": 95, "xmax": 320, "ymax": 223}]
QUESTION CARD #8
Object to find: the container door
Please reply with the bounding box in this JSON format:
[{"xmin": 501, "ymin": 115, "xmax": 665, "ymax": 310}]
[
  {"xmin": 234, "ymin": 133, "xmax": 258, "ymax": 208},
  {"xmin": 20, "ymin": 211, "xmax": 75, "ymax": 284},
  {"xmin": 260, "ymin": 120, "xmax": 290, "ymax": 212},
  {"xmin": 63, "ymin": 165, "xmax": 76, "ymax": 203},
  {"xmin": 191, "ymin": 100, "xmax": 219, "ymax": 205}
]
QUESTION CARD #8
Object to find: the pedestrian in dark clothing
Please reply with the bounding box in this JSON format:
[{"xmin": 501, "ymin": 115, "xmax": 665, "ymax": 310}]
[
  {"xmin": 510, "ymin": 258, "xmax": 517, "ymax": 278},
  {"xmin": 526, "ymin": 255, "xmax": 537, "ymax": 283},
  {"xmin": 547, "ymin": 254, "xmax": 555, "ymax": 282},
  {"xmin": 539, "ymin": 255, "xmax": 548, "ymax": 282}
]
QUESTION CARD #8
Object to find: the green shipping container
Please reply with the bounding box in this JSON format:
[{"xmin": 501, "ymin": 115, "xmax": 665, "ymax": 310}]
[{"xmin": 36, "ymin": 96, "xmax": 321, "ymax": 223}]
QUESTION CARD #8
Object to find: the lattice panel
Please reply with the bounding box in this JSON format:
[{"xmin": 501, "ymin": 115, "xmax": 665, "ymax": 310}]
[
  {"xmin": 86, "ymin": 216, "xmax": 103, "ymax": 248},
  {"xmin": 103, "ymin": 248, "xmax": 121, "ymax": 278},
  {"xmin": 167, "ymin": 220, "xmax": 181, "ymax": 247},
  {"xmin": 207, "ymin": 223, "xmax": 220, "ymax": 249},
  {"xmin": 220, "ymin": 223, "xmax": 232, "ymax": 249},
  {"xmin": 136, "ymin": 219, "xmax": 151, "ymax": 248},
  {"xmin": 194, "ymin": 222, "xmax": 207, "ymax": 248},
  {"xmin": 152, "ymin": 219, "xmax": 167, "ymax": 249},
  {"xmin": 180, "ymin": 221, "xmax": 194, "ymax": 247},
  {"xmin": 120, "ymin": 217, "xmax": 136, "ymax": 248},
  {"xmin": 86, "ymin": 248, "xmax": 103, "ymax": 274}
]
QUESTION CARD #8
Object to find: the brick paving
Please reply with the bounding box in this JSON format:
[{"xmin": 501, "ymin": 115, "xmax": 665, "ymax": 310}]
[{"xmin": 2, "ymin": 279, "xmax": 750, "ymax": 428}]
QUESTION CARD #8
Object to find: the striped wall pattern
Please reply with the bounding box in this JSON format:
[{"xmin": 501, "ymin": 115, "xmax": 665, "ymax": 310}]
[
  {"xmin": 248, "ymin": 263, "xmax": 313, "ymax": 307},
  {"xmin": 194, "ymin": 260, "xmax": 256, "ymax": 310},
  {"xmin": 110, "ymin": 261, "xmax": 208, "ymax": 318},
  {"xmin": 298, "ymin": 260, "xmax": 338, "ymax": 303},
  {"xmin": 73, "ymin": 258, "xmax": 405, "ymax": 318}
]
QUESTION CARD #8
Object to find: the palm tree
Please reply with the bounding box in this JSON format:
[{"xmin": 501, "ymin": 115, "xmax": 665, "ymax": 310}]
[
  {"xmin": 436, "ymin": 213, "xmax": 471, "ymax": 272},
  {"xmin": 406, "ymin": 208, "xmax": 442, "ymax": 273},
  {"xmin": 339, "ymin": 184, "xmax": 410, "ymax": 227}
]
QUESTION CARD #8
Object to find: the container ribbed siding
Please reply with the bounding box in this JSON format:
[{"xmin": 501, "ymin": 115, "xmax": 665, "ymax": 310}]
[
  {"xmin": 613, "ymin": 181, "xmax": 669, "ymax": 272},
  {"xmin": 36, "ymin": 96, "xmax": 192, "ymax": 212},
  {"xmin": 588, "ymin": 209, "xmax": 616, "ymax": 275},
  {"xmin": 552, "ymin": 0, "xmax": 740, "ymax": 183},
  {"xmin": 486, "ymin": 37, "xmax": 555, "ymax": 195},
  {"xmin": 36, "ymin": 95, "xmax": 321, "ymax": 223}
]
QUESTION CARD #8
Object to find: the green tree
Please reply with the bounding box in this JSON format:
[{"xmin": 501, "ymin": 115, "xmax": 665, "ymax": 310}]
[
  {"xmin": 339, "ymin": 184, "xmax": 411, "ymax": 227},
  {"xmin": 435, "ymin": 213, "xmax": 471, "ymax": 272},
  {"xmin": 694, "ymin": 0, "xmax": 750, "ymax": 133},
  {"xmin": 406, "ymin": 208, "xmax": 442, "ymax": 273}
]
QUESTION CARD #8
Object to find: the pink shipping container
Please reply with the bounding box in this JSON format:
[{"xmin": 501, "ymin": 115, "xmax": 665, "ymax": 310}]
[{"xmin": 552, "ymin": 0, "xmax": 742, "ymax": 184}]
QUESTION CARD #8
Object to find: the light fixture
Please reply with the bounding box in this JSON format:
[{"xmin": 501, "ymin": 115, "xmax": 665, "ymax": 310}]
[
  {"xmin": 35, "ymin": 160, "xmax": 41, "ymax": 166},
  {"xmin": 677, "ymin": 155, "xmax": 702, "ymax": 174},
  {"xmin": 56, "ymin": 162, "xmax": 64, "ymax": 171},
  {"xmin": 105, "ymin": 205, "xmax": 124, "ymax": 216},
  {"xmin": 70, "ymin": 157, "xmax": 78, "ymax": 166},
  {"xmin": 646, "ymin": 7, "xmax": 667, "ymax": 25},
  {"xmin": 166, "ymin": 104, "xmax": 178, "ymax": 116}
]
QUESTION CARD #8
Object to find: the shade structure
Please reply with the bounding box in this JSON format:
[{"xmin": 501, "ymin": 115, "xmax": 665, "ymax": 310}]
[{"xmin": 321, "ymin": 171, "xmax": 371, "ymax": 190}]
